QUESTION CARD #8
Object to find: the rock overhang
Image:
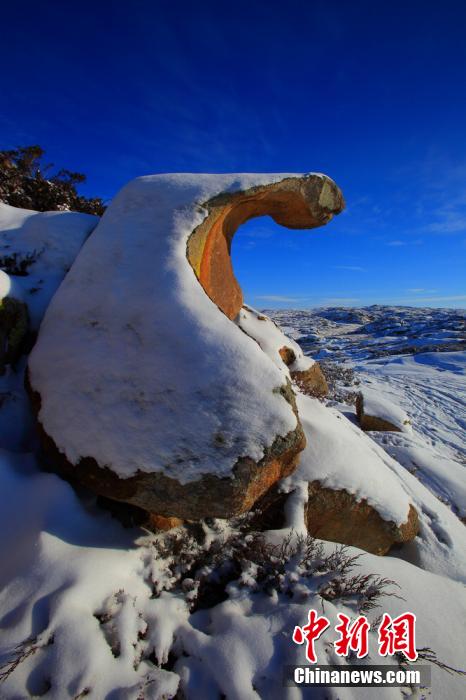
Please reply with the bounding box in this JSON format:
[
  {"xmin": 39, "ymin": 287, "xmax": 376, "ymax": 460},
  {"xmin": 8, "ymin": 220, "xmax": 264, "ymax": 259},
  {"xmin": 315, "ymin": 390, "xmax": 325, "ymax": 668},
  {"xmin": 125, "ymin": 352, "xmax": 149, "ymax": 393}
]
[{"xmin": 27, "ymin": 172, "xmax": 344, "ymax": 520}]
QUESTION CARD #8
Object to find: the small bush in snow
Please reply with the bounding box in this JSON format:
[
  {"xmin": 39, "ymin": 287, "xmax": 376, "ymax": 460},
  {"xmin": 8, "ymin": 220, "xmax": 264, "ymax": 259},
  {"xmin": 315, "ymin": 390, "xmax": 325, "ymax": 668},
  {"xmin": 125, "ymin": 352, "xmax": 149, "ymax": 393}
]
[
  {"xmin": 149, "ymin": 525, "xmax": 400, "ymax": 613},
  {"xmin": 0, "ymin": 250, "xmax": 40, "ymax": 276}
]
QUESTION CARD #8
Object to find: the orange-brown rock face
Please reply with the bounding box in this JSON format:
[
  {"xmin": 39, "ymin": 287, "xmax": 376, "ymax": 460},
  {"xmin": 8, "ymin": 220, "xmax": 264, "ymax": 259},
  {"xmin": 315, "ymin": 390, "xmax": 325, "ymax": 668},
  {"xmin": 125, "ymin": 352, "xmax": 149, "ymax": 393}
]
[
  {"xmin": 278, "ymin": 345, "xmax": 328, "ymax": 397},
  {"xmin": 356, "ymin": 393, "xmax": 402, "ymax": 432},
  {"xmin": 148, "ymin": 514, "xmax": 184, "ymax": 531},
  {"xmin": 279, "ymin": 346, "xmax": 297, "ymax": 366},
  {"xmin": 28, "ymin": 374, "xmax": 306, "ymax": 520},
  {"xmin": 305, "ymin": 481, "xmax": 419, "ymax": 555},
  {"xmin": 291, "ymin": 363, "xmax": 329, "ymax": 398},
  {"xmin": 187, "ymin": 175, "xmax": 344, "ymax": 319}
]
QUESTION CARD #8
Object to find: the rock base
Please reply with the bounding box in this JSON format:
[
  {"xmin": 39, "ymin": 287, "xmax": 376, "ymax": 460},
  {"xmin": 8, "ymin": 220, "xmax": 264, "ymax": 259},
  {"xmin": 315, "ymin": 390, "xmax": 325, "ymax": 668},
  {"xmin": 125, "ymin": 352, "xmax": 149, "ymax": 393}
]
[{"xmin": 356, "ymin": 393, "xmax": 402, "ymax": 432}]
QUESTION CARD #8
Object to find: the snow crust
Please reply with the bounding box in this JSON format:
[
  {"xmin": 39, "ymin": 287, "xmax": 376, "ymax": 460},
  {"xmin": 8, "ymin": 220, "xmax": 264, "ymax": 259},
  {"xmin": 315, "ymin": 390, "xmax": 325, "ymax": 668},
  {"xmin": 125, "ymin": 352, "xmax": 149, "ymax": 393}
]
[
  {"xmin": 360, "ymin": 385, "xmax": 412, "ymax": 431},
  {"xmin": 236, "ymin": 304, "xmax": 315, "ymax": 373},
  {"xmin": 28, "ymin": 174, "xmax": 321, "ymax": 481},
  {"xmin": 0, "ymin": 450, "xmax": 181, "ymax": 700},
  {"xmin": 0, "ymin": 202, "xmax": 98, "ymax": 327},
  {"xmin": 1, "ymin": 448, "xmax": 465, "ymax": 699},
  {"xmin": 356, "ymin": 352, "xmax": 466, "ymax": 518}
]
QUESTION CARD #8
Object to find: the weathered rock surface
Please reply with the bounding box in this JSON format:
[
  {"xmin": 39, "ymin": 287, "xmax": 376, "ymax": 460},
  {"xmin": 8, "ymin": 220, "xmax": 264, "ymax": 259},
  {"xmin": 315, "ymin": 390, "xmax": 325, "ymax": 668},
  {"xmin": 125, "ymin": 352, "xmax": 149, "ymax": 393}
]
[
  {"xmin": 356, "ymin": 392, "xmax": 402, "ymax": 432},
  {"xmin": 28, "ymin": 173, "xmax": 343, "ymax": 520},
  {"xmin": 276, "ymin": 344, "xmax": 328, "ymax": 398},
  {"xmin": 29, "ymin": 375, "xmax": 305, "ymax": 519},
  {"xmin": 291, "ymin": 362, "xmax": 328, "ymax": 398},
  {"xmin": 305, "ymin": 481, "xmax": 419, "ymax": 555},
  {"xmin": 0, "ymin": 296, "xmax": 28, "ymax": 373},
  {"xmin": 187, "ymin": 175, "xmax": 344, "ymax": 320}
]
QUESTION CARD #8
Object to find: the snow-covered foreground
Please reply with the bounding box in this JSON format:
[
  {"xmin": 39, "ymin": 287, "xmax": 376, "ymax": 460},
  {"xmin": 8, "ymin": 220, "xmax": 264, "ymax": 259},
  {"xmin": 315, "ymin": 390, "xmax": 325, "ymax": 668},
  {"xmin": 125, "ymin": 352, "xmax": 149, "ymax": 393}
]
[
  {"xmin": 1, "ymin": 200, "xmax": 465, "ymax": 698},
  {"xmin": 0, "ymin": 314, "xmax": 465, "ymax": 698},
  {"xmin": 1, "ymin": 428, "xmax": 466, "ymax": 699}
]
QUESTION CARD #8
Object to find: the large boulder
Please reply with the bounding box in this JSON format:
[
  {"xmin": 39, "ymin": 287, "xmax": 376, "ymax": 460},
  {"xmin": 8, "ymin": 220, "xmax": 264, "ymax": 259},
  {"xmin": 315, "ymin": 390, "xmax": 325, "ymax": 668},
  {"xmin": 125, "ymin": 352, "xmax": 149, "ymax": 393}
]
[
  {"xmin": 291, "ymin": 362, "xmax": 328, "ymax": 398},
  {"xmin": 28, "ymin": 173, "xmax": 344, "ymax": 520},
  {"xmin": 282, "ymin": 393, "xmax": 420, "ymax": 554},
  {"xmin": 305, "ymin": 481, "xmax": 419, "ymax": 555},
  {"xmin": 356, "ymin": 389, "xmax": 411, "ymax": 432}
]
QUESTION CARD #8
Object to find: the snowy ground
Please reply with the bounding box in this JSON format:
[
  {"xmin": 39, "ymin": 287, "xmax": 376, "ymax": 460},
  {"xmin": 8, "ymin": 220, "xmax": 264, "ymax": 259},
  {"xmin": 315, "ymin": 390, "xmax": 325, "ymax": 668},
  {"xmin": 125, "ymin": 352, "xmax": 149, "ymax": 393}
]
[
  {"xmin": 1, "ymin": 202, "xmax": 465, "ymax": 700},
  {"xmin": 269, "ymin": 307, "xmax": 466, "ymax": 521}
]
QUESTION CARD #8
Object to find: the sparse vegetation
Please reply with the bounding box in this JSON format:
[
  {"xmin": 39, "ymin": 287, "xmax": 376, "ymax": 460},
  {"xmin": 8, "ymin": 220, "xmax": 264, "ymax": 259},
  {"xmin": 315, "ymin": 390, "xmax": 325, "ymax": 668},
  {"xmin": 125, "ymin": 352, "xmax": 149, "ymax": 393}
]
[
  {"xmin": 320, "ymin": 359, "xmax": 359, "ymax": 404},
  {"xmin": 0, "ymin": 250, "xmax": 40, "ymax": 276},
  {"xmin": 149, "ymin": 525, "xmax": 400, "ymax": 613},
  {"xmin": 0, "ymin": 145, "xmax": 106, "ymax": 215},
  {"xmin": 0, "ymin": 635, "xmax": 53, "ymax": 684}
]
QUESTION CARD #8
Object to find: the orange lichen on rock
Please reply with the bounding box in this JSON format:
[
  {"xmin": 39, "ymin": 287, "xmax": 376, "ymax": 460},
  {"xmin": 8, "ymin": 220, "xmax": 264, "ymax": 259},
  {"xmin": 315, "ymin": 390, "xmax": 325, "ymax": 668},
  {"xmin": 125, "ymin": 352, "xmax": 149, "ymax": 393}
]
[
  {"xmin": 187, "ymin": 175, "xmax": 344, "ymax": 319},
  {"xmin": 306, "ymin": 481, "xmax": 419, "ymax": 555},
  {"xmin": 292, "ymin": 363, "xmax": 329, "ymax": 398},
  {"xmin": 278, "ymin": 345, "xmax": 297, "ymax": 366}
]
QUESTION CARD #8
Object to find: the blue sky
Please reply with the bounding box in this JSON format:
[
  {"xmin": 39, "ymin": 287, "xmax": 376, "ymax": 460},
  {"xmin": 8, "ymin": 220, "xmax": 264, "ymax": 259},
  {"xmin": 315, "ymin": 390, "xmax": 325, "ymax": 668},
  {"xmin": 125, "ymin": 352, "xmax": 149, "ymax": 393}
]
[{"xmin": 1, "ymin": 0, "xmax": 465, "ymax": 308}]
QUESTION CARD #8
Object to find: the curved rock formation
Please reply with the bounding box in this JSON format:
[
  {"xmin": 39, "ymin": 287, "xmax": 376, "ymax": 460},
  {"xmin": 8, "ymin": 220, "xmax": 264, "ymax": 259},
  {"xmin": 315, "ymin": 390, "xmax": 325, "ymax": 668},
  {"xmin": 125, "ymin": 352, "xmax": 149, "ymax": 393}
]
[
  {"xmin": 187, "ymin": 175, "xmax": 344, "ymax": 319},
  {"xmin": 28, "ymin": 173, "xmax": 344, "ymax": 520}
]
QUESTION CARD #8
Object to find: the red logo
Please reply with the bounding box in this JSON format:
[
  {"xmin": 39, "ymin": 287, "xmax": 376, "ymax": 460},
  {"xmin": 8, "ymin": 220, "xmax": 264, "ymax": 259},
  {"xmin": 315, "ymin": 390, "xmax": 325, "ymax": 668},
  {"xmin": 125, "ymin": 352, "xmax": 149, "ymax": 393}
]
[
  {"xmin": 292, "ymin": 610, "xmax": 331, "ymax": 663},
  {"xmin": 292, "ymin": 609, "xmax": 418, "ymax": 663},
  {"xmin": 378, "ymin": 612, "xmax": 418, "ymax": 661}
]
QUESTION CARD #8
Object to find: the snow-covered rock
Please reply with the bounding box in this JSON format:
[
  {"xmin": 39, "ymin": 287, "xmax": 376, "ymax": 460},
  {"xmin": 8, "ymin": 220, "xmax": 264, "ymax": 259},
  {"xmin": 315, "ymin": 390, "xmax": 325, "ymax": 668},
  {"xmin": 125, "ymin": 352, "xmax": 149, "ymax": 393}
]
[
  {"xmin": 281, "ymin": 395, "xmax": 419, "ymax": 554},
  {"xmin": 27, "ymin": 173, "xmax": 343, "ymax": 520},
  {"xmin": 1, "ymin": 280, "xmax": 465, "ymax": 698},
  {"xmin": 0, "ymin": 202, "xmax": 98, "ymax": 328},
  {"xmin": 356, "ymin": 387, "xmax": 412, "ymax": 432},
  {"xmin": 236, "ymin": 304, "xmax": 329, "ymax": 396}
]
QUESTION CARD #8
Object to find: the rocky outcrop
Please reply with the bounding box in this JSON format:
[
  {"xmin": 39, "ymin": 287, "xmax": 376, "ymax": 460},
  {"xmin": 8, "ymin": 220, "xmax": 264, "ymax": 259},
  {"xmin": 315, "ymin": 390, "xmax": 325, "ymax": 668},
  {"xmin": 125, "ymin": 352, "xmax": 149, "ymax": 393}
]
[
  {"xmin": 29, "ymin": 376, "xmax": 305, "ymax": 520},
  {"xmin": 27, "ymin": 173, "xmax": 343, "ymax": 521},
  {"xmin": 277, "ymin": 346, "xmax": 328, "ymax": 398},
  {"xmin": 0, "ymin": 296, "xmax": 28, "ymax": 373},
  {"xmin": 291, "ymin": 362, "xmax": 328, "ymax": 398},
  {"xmin": 305, "ymin": 481, "xmax": 419, "ymax": 555},
  {"xmin": 356, "ymin": 392, "xmax": 403, "ymax": 432},
  {"xmin": 187, "ymin": 175, "xmax": 344, "ymax": 319},
  {"xmin": 278, "ymin": 346, "xmax": 296, "ymax": 366}
]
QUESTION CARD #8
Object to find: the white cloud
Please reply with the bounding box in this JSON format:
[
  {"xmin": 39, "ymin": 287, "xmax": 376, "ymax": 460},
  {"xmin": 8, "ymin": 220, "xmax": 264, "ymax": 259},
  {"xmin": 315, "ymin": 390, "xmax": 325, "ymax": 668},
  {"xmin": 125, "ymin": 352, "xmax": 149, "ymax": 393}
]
[
  {"xmin": 255, "ymin": 294, "xmax": 302, "ymax": 303},
  {"xmin": 332, "ymin": 265, "xmax": 365, "ymax": 272},
  {"xmin": 320, "ymin": 297, "xmax": 360, "ymax": 305},
  {"xmin": 425, "ymin": 212, "xmax": 466, "ymax": 234},
  {"xmin": 402, "ymin": 294, "xmax": 466, "ymax": 304}
]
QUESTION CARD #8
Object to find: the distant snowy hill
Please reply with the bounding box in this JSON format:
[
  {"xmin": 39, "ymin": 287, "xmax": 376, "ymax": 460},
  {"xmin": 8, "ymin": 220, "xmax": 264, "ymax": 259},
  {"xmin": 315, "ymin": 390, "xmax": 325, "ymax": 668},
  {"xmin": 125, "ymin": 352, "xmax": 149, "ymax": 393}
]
[{"xmin": 268, "ymin": 306, "xmax": 466, "ymax": 522}]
